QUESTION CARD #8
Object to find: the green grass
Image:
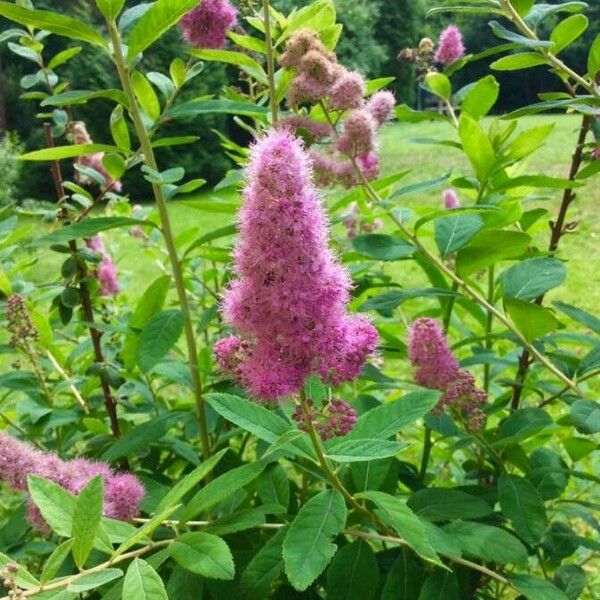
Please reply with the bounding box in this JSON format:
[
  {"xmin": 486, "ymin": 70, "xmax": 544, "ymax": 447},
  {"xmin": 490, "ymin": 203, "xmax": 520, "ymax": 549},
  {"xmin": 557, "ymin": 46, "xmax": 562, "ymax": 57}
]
[{"xmin": 26, "ymin": 115, "xmax": 599, "ymax": 314}]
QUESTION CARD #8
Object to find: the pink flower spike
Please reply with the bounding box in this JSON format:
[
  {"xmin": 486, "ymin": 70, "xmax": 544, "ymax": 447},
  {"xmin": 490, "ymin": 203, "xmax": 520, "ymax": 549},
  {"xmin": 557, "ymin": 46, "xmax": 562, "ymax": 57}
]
[
  {"xmin": 179, "ymin": 0, "xmax": 237, "ymax": 49},
  {"xmin": 366, "ymin": 91, "xmax": 396, "ymax": 126},
  {"xmin": 434, "ymin": 25, "xmax": 465, "ymax": 65},
  {"xmin": 329, "ymin": 71, "xmax": 365, "ymax": 111},
  {"xmin": 98, "ymin": 256, "xmax": 119, "ymax": 297},
  {"xmin": 443, "ymin": 188, "xmax": 460, "ymax": 209},
  {"xmin": 217, "ymin": 130, "xmax": 378, "ymax": 402}
]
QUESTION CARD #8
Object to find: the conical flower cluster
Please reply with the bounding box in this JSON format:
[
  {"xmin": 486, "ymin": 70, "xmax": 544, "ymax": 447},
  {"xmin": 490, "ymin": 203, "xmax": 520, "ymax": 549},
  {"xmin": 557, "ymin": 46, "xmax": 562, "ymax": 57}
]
[
  {"xmin": 216, "ymin": 130, "xmax": 378, "ymax": 402},
  {"xmin": 0, "ymin": 432, "xmax": 144, "ymax": 530},
  {"xmin": 408, "ymin": 318, "xmax": 486, "ymax": 431},
  {"xmin": 179, "ymin": 0, "xmax": 237, "ymax": 49}
]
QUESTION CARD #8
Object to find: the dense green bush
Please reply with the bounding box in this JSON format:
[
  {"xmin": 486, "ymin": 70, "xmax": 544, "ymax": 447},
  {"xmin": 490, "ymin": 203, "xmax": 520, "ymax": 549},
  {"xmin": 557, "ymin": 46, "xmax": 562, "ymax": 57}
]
[{"xmin": 0, "ymin": 132, "xmax": 21, "ymax": 205}]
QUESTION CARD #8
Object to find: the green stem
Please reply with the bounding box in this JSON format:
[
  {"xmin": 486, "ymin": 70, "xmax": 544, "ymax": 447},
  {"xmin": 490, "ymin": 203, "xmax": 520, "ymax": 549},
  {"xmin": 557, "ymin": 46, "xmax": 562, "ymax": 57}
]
[
  {"xmin": 107, "ymin": 21, "xmax": 210, "ymax": 459},
  {"xmin": 442, "ymin": 281, "xmax": 459, "ymax": 332},
  {"xmin": 419, "ymin": 426, "xmax": 432, "ymax": 482},
  {"xmin": 483, "ymin": 266, "xmax": 495, "ymax": 393},
  {"xmin": 262, "ymin": 0, "xmax": 278, "ymax": 125}
]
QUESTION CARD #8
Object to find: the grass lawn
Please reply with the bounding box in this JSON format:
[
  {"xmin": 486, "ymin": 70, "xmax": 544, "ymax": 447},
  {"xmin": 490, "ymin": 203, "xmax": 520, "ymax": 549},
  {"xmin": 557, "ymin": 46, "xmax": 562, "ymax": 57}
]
[{"xmin": 25, "ymin": 114, "xmax": 599, "ymax": 314}]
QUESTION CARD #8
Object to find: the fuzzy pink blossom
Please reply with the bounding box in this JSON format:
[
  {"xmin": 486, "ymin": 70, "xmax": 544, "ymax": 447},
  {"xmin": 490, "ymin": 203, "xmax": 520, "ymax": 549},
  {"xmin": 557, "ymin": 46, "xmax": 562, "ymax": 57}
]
[
  {"xmin": 179, "ymin": 0, "xmax": 237, "ymax": 49},
  {"xmin": 218, "ymin": 130, "xmax": 378, "ymax": 401},
  {"xmin": 408, "ymin": 318, "xmax": 486, "ymax": 431},
  {"xmin": 0, "ymin": 432, "xmax": 144, "ymax": 530},
  {"xmin": 434, "ymin": 25, "xmax": 465, "ymax": 65},
  {"xmin": 337, "ymin": 109, "xmax": 377, "ymax": 158},
  {"xmin": 98, "ymin": 256, "xmax": 119, "ymax": 297},
  {"xmin": 85, "ymin": 234, "xmax": 105, "ymax": 254},
  {"xmin": 366, "ymin": 91, "xmax": 396, "ymax": 125},
  {"xmin": 443, "ymin": 188, "xmax": 461, "ymax": 209},
  {"xmin": 592, "ymin": 147, "xmax": 600, "ymax": 160},
  {"xmin": 357, "ymin": 152, "xmax": 380, "ymax": 180},
  {"xmin": 329, "ymin": 71, "xmax": 365, "ymax": 111}
]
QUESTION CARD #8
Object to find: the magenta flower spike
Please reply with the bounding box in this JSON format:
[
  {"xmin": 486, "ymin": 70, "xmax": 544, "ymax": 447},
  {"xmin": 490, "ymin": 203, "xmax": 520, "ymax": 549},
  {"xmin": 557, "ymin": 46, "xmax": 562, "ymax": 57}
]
[
  {"xmin": 217, "ymin": 130, "xmax": 378, "ymax": 402},
  {"xmin": 0, "ymin": 432, "xmax": 144, "ymax": 530},
  {"xmin": 179, "ymin": 0, "xmax": 237, "ymax": 49},
  {"xmin": 443, "ymin": 188, "xmax": 461, "ymax": 209},
  {"xmin": 434, "ymin": 25, "xmax": 465, "ymax": 65}
]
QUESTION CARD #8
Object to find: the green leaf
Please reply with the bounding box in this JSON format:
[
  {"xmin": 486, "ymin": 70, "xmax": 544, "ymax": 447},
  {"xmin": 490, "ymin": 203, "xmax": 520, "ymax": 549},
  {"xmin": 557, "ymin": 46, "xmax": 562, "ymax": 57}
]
[
  {"xmin": 96, "ymin": 0, "xmax": 126, "ymax": 20},
  {"xmin": 188, "ymin": 48, "xmax": 267, "ymax": 82},
  {"xmin": 283, "ymin": 490, "xmax": 347, "ymax": 591},
  {"xmin": 554, "ymin": 564, "xmax": 586, "ymax": 600},
  {"xmin": 390, "ymin": 172, "xmax": 450, "ymax": 200},
  {"xmin": 425, "ymin": 72, "xmax": 451, "ymax": 100},
  {"xmin": 326, "ymin": 540, "xmax": 379, "ymax": 600},
  {"xmin": 41, "ymin": 540, "xmax": 73, "ymax": 583},
  {"xmin": 357, "ymin": 491, "xmax": 442, "ymax": 567},
  {"xmin": 571, "ymin": 400, "xmax": 600, "ymax": 434},
  {"xmin": 137, "ymin": 309, "xmax": 184, "ymax": 372},
  {"xmin": 0, "ymin": 2, "xmax": 107, "ymax": 47},
  {"xmin": 510, "ymin": 574, "xmax": 569, "ymax": 600},
  {"xmin": 205, "ymin": 393, "xmax": 313, "ymax": 458},
  {"xmin": 488, "ymin": 20, "xmax": 552, "ymax": 48},
  {"xmin": 241, "ymin": 527, "xmax": 287, "ymax": 600},
  {"xmin": 456, "ymin": 230, "xmax": 530, "ymax": 277},
  {"xmin": 505, "ymin": 298, "xmax": 561, "ymax": 342},
  {"xmin": 418, "ymin": 570, "xmax": 459, "ymax": 600},
  {"xmin": 131, "ymin": 70, "xmax": 161, "ymax": 121},
  {"xmin": 491, "ymin": 53, "xmax": 548, "ymax": 70},
  {"xmin": 48, "ymin": 46, "xmax": 83, "ymax": 70},
  {"xmin": 102, "ymin": 412, "xmax": 182, "ymax": 462},
  {"xmin": 325, "ymin": 438, "xmax": 406, "ymax": 463},
  {"xmin": 130, "ymin": 276, "xmax": 171, "ymax": 330},
  {"xmin": 28, "ymin": 475, "xmax": 75, "ymax": 537},
  {"xmin": 503, "ymin": 257, "xmax": 566, "ymax": 301},
  {"xmin": 127, "ymin": 0, "xmax": 198, "ymax": 60},
  {"xmin": 495, "ymin": 175, "xmax": 584, "ymax": 190},
  {"xmin": 67, "ymin": 569, "xmax": 124, "ymax": 593},
  {"xmin": 512, "ymin": 0, "xmax": 534, "ymax": 17},
  {"xmin": 407, "ymin": 488, "xmax": 493, "ymax": 522},
  {"xmin": 458, "ymin": 113, "xmax": 496, "ymax": 182},
  {"xmin": 20, "ymin": 143, "xmax": 121, "ymax": 161},
  {"xmin": 155, "ymin": 448, "xmax": 228, "ymax": 512},
  {"xmin": 181, "ymin": 460, "xmax": 269, "ymax": 522},
  {"xmin": 442, "ymin": 521, "xmax": 528, "ymax": 565},
  {"xmin": 360, "ymin": 288, "xmax": 459, "ymax": 313},
  {"xmin": 347, "ymin": 391, "xmax": 440, "ymax": 440},
  {"xmin": 553, "ymin": 301, "xmax": 600, "ymax": 334},
  {"xmin": 352, "ymin": 234, "xmax": 415, "ymax": 261},
  {"xmin": 167, "ymin": 99, "xmax": 269, "ymax": 119},
  {"xmin": 528, "ymin": 448, "xmax": 569, "ymax": 500},
  {"xmin": 124, "ymin": 559, "xmax": 168, "ymax": 600},
  {"xmin": 506, "ymin": 124, "xmax": 555, "ymax": 160},
  {"xmin": 72, "ymin": 476, "xmax": 104, "ymax": 568},
  {"xmin": 461, "ymin": 75, "xmax": 499, "ymax": 118},
  {"xmin": 587, "ymin": 34, "xmax": 600, "ymax": 79},
  {"xmin": 496, "ymin": 407, "xmax": 553, "ymax": 446},
  {"xmin": 41, "ymin": 89, "xmax": 129, "ymax": 107},
  {"xmin": 184, "ymin": 224, "xmax": 237, "ymax": 257},
  {"xmin": 435, "ymin": 213, "xmax": 483, "ymax": 258},
  {"xmin": 170, "ymin": 532, "xmax": 235, "ymax": 580},
  {"xmin": 498, "ymin": 474, "xmax": 548, "ymax": 545},
  {"xmin": 551, "ymin": 14, "xmax": 588, "ymax": 52},
  {"xmin": 381, "ymin": 549, "xmax": 425, "ymax": 600},
  {"xmin": 32, "ymin": 217, "xmax": 151, "ymax": 247}
]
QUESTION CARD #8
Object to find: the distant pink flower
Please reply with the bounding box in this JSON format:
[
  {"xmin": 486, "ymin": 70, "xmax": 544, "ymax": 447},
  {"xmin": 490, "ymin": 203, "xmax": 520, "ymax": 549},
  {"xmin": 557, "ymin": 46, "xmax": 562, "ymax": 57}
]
[
  {"xmin": 179, "ymin": 0, "xmax": 237, "ymax": 49},
  {"xmin": 443, "ymin": 188, "xmax": 460, "ymax": 209},
  {"xmin": 357, "ymin": 152, "xmax": 380, "ymax": 180},
  {"xmin": 434, "ymin": 25, "xmax": 465, "ymax": 65},
  {"xmin": 85, "ymin": 234, "xmax": 105, "ymax": 254},
  {"xmin": 278, "ymin": 115, "xmax": 333, "ymax": 141},
  {"xmin": 76, "ymin": 152, "xmax": 122, "ymax": 192},
  {"xmin": 98, "ymin": 256, "xmax": 119, "ymax": 297},
  {"xmin": 337, "ymin": 109, "xmax": 377, "ymax": 158},
  {"xmin": 217, "ymin": 130, "xmax": 378, "ymax": 402},
  {"xmin": 329, "ymin": 71, "xmax": 365, "ymax": 111},
  {"xmin": 366, "ymin": 91, "xmax": 396, "ymax": 125},
  {"xmin": 408, "ymin": 318, "xmax": 486, "ymax": 431},
  {"xmin": 592, "ymin": 147, "xmax": 600, "ymax": 160},
  {"xmin": 0, "ymin": 432, "xmax": 144, "ymax": 530}
]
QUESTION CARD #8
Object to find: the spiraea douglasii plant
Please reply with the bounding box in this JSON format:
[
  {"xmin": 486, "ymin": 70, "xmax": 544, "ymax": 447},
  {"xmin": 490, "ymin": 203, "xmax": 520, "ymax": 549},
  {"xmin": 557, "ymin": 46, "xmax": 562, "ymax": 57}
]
[{"xmin": 0, "ymin": 0, "xmax": 598, "ymax": 598}]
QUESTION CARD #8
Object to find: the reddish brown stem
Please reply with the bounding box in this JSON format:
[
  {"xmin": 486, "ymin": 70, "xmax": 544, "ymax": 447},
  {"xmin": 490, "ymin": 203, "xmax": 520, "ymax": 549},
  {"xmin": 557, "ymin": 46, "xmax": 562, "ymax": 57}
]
[
  {"xmin": 510, "ymin": 115, "xmax": 591, "ymax": 410},
  {"xmin": 43, "ymin": 123, "xmax": 121, "ymax": 438}
]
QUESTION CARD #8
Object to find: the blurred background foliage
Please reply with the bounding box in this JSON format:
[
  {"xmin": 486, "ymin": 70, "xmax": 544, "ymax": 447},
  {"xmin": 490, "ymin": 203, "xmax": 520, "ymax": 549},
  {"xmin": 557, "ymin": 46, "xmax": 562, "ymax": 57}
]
[{"xmin": 0, "ymin": 0, "xmax": 598, "ymax": 201}]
